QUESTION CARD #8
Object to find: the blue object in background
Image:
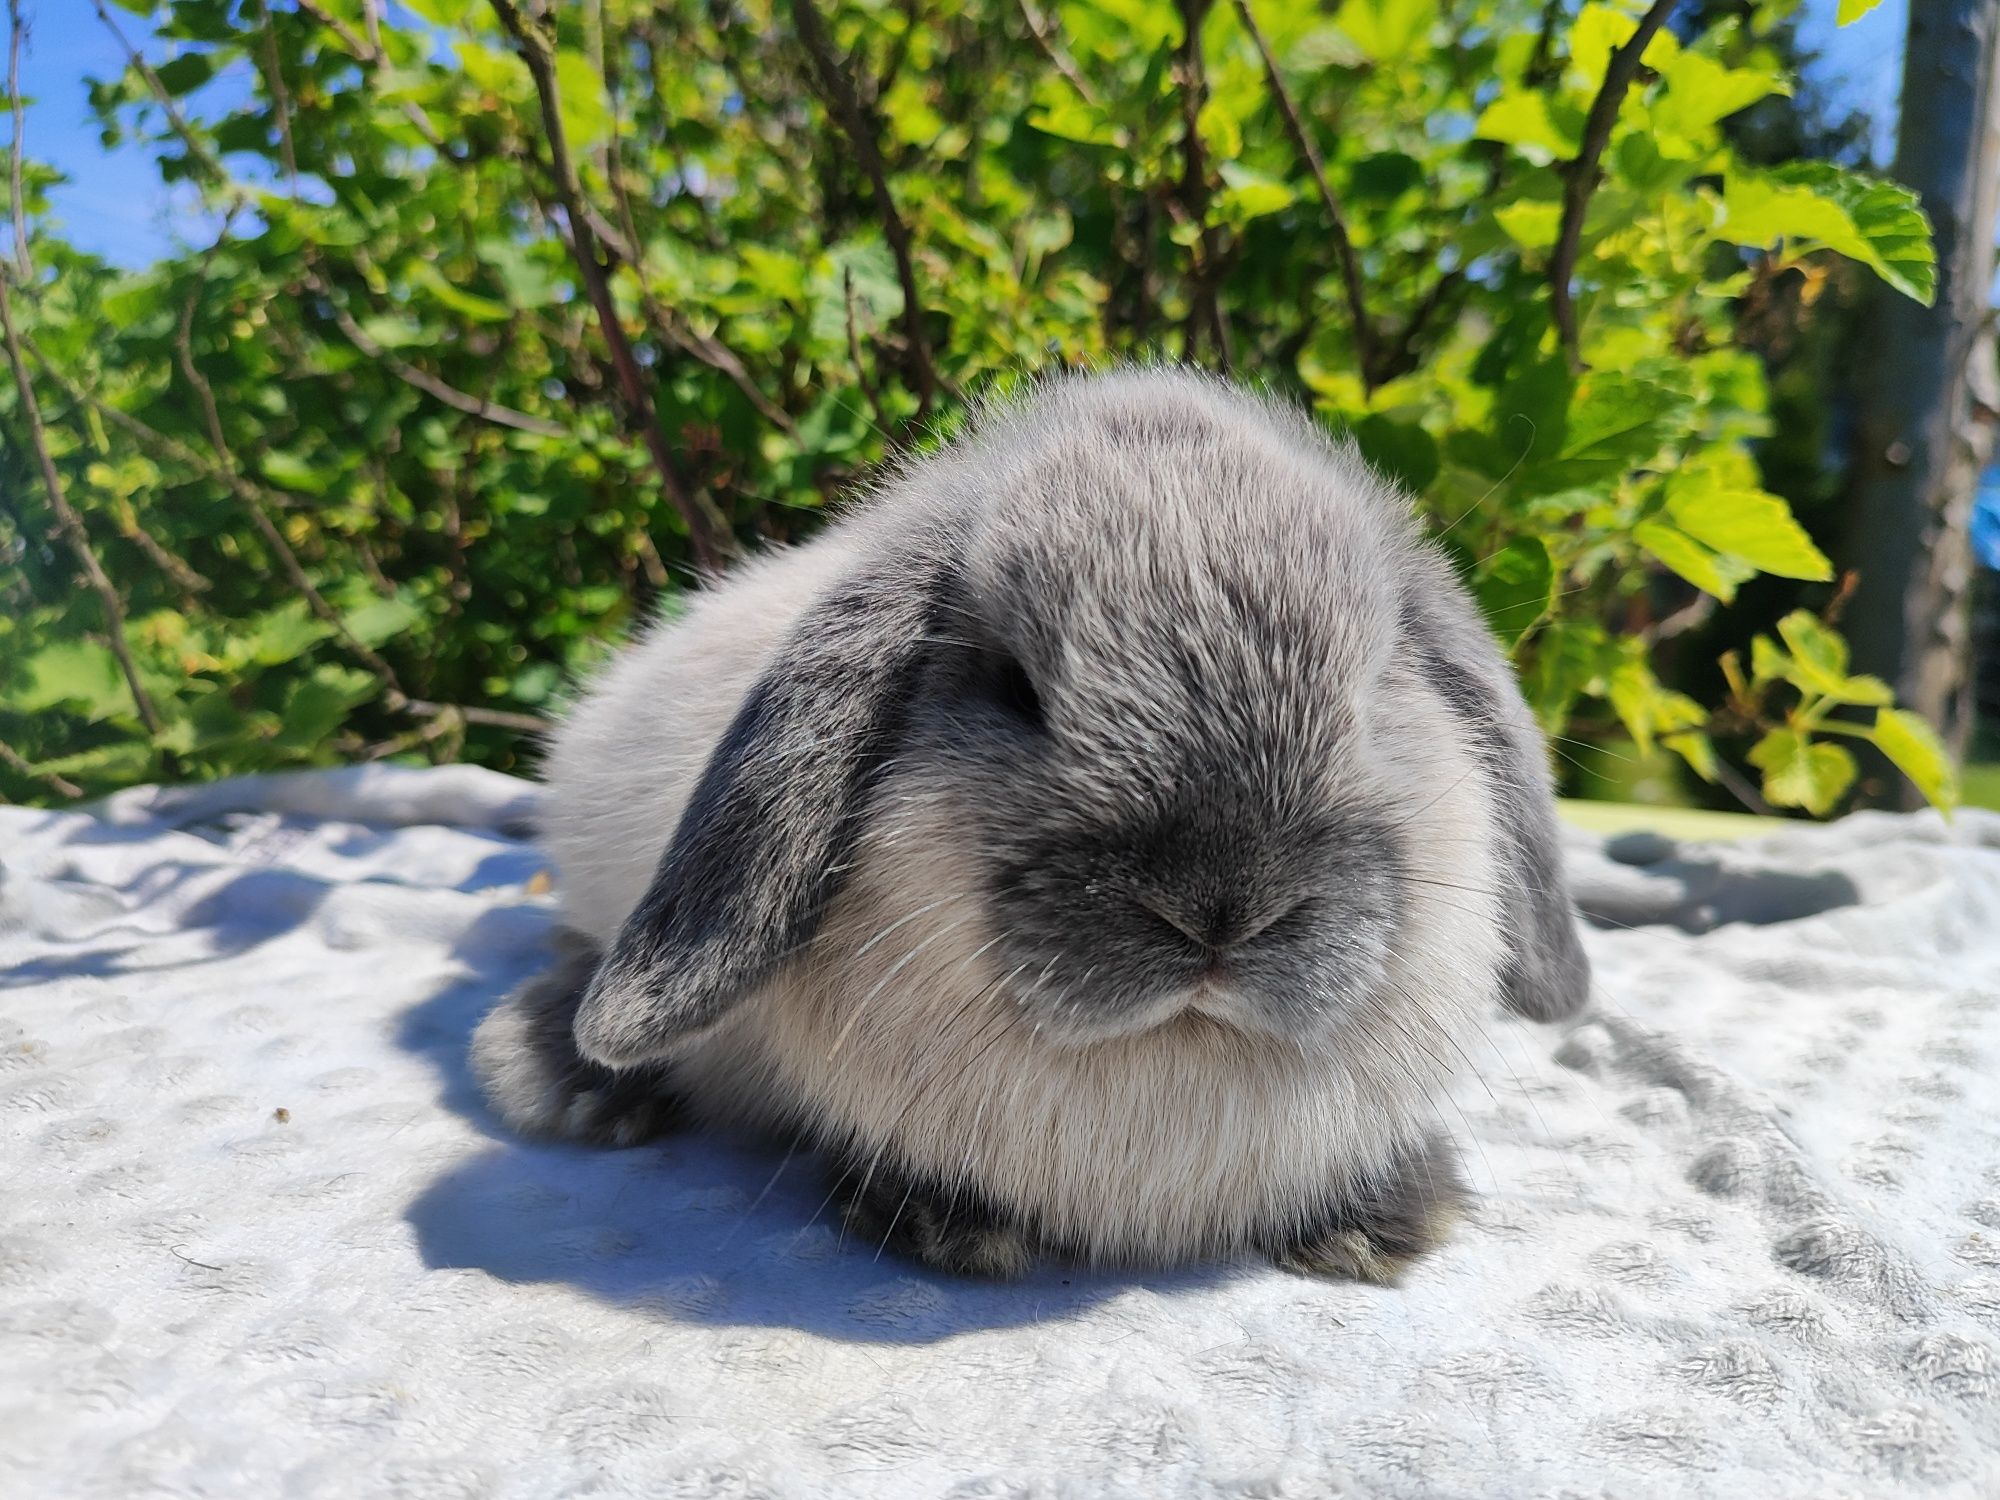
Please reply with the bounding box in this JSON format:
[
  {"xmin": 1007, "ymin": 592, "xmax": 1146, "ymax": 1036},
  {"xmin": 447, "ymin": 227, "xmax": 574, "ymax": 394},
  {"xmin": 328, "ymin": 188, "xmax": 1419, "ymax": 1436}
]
[{"xmin": 1974, "ymin": 467, "xmax": 2000, "ymax": 572}]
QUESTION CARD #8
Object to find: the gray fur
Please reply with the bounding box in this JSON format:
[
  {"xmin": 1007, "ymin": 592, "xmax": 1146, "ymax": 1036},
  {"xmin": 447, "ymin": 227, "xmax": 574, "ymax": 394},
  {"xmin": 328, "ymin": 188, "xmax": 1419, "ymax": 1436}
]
[{"xmin": 474, "ymin": 366, "xmax": 1591, "ymax": 1275}]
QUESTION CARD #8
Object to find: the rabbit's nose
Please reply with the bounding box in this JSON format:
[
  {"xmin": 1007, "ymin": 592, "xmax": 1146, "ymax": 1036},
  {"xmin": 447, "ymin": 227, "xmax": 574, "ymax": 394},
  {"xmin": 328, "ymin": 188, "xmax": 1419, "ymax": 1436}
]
[{"xmin": 1139, "ymin": 894, "xmax": 1293, "ymax": 954}]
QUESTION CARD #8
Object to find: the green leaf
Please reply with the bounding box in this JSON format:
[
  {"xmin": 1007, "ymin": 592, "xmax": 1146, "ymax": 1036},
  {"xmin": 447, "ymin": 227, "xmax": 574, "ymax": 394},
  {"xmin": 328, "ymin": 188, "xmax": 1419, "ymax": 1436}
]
[
  {"xmin": 1871, "ymin": 707, "xmax": 1959, "ymax": 810},
  {"xmin": 1664, "ymin": 481, "xmax": 1833, "ymax": 581},
  {"xmin": 247, "ymin": 600, "xmax": 335, "ymax": 667},
  {"xmin": 1026, "ymin": 96, "xmax": 1126, "ymax": 147},
  {"xmin": 1634, "ymin": 520, "xmax": 1741, "ymax": 602},
  {"xmin": 1774, "ymin": 611, "xmax": 1893, "ymax": 704},
  {"xmin": 1215, "ymin": 162, "xmax": 1297, "ymax": 224},
  {"xmin": 1749, "ymin": 729, "xmax": 1855, "ymax": 814},
  {"xmin": 1719, "ymin": 163, "xmax": 1936, "ymax": 305},
  {"xmin": 153, "ymin": 53, "xmax": 217, "ymax": 98},
  {"xmin": 1662, "ymin": 730, "xmax": 1719, "ymax": 783},
  {"xmin": 402, "ymin": 0, "xmax": 475, "ymax": 21},
  {"xmin": 1472, "ymin": 90, "xmax": 1580, "ymax": 160},
  {"xmin": 7, "ymin": 641, "xmax": 131, "ymax": 720},
  {"xmin": 1608, "ymin": 659, "xmax": 1706, "ymax": 755},
  {"xmin": 552, "ymin": 50, "xmax": 614, "ymax": 151},
  {"xmin": 452, "ymin": 40, "xmax": 529, "ymax": 98},
  {"xmin": 1652, "ymin": 51, "xmax": 1787, "ymax": 139},
  {"xmin": 1335, "ymin": 0, "xmax": 1436, "ymax": 62},
  {"xmin": 342, "ymin": 595, "xmax": 424, "ymax": 649},
  {"xmin": 1472, "ymin": 537, "xmax": 1556, "ymax": 647},
  {"xmin": 259, "ymin": 449, "xmax": 328, "ymax": 494},
  {"xmin": 412, "ymin": 263, "xmax": 512, "ymax": 323},
  {"xmin": 1493, "ymin": 200, "xmax": 1561, "ymax": 249},
  {"xmin": 1750, "ymin": 634, "xmax": 1790, "ymax": 685},
  {"xmin": 274, "ymin": 666, "xmax": 380, "ymax": 754},
  {"xmin": 1836, "ymin": 0, "xmax": 1884, "ymax": 23},
  {"xmin": 29, "ymin": 742, "xmax": 155, "ymax": 784},
  {"xmin": 1351, "ymin": 414, "xmax": 1439, "ymax": 494}
]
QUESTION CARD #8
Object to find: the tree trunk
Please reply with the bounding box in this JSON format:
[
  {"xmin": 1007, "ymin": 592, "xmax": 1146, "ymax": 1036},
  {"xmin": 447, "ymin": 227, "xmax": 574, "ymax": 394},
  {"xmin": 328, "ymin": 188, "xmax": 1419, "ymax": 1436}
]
[{"xmin": 1842, "ymin": 0, "xmax": 2000, "ymax": 800}]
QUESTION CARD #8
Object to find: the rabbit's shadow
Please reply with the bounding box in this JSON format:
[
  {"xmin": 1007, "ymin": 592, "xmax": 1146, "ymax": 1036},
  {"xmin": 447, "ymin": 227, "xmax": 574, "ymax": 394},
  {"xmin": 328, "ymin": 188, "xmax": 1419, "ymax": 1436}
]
[{"xmin": 398, "ymin": 908, "xmax": 1233, "ymax": 1343}]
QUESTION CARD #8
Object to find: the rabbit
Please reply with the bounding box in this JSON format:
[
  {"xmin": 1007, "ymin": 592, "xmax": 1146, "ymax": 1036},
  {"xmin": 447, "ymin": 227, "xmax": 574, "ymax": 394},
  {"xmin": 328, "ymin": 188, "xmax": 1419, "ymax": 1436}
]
[{"xmin": 471, "ymin": 367, "xmax": 1590, "ymax": 1282}]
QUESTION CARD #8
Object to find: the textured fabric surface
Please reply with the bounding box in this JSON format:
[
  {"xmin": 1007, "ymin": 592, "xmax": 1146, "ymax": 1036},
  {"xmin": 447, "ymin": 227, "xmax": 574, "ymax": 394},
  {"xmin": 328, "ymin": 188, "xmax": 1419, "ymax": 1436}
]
[{"xmin": 3, "ymin": 767, "xmax": 1998, "ymax": 1498}]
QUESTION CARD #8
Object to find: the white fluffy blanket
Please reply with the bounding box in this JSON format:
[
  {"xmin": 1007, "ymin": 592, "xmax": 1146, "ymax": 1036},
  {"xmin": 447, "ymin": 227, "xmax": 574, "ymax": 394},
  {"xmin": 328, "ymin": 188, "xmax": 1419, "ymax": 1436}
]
[{"xmin": 3, "ymin": 767, "xmax": 1998, "ymax": 1498}]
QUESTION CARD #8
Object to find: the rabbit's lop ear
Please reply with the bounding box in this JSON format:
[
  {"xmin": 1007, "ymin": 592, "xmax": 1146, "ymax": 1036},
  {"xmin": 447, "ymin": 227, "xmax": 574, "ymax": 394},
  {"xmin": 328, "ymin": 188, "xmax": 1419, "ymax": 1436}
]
[
  {"xmin": 574, "ymin": 549, "xmax": 942, "ymax": 1067},
  {"xmin": 1403, "ymin": 561, "xmax": 1592, "ymax": 1023}
]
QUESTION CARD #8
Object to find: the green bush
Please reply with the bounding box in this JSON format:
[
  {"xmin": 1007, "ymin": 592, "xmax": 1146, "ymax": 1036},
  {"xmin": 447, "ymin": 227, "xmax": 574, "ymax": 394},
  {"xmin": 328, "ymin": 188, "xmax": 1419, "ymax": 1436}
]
[{"xmin": 0, "ymin": 0, "xmax": 1957, "ymax": 812}]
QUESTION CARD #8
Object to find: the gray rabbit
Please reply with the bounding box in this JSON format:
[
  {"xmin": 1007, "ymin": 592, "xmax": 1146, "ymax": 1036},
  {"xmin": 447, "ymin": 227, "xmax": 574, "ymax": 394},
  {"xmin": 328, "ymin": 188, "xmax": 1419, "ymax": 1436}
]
[{"xmin": 472, "ymin": 368, "xmax": 1589, "ymax": 1281}]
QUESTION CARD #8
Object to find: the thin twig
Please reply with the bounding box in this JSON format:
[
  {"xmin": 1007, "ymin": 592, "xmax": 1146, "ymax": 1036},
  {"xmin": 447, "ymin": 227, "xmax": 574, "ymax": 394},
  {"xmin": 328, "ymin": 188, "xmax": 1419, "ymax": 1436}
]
[
  {"xmin": 489, "ymin": 0, "xmax": 730, "ymax": 572},
  {"xmin": 1174, "ymin": 0, "xmax": 1231, "ymax": 372},
  {"xmin": 596, "ymin": 59, "xmax": 799, "ymax": 440},
  {"xmin": 1229, "ymin": 0, "xmax": 1374, "ymax": 388},
  {"xmin": 844, "ymin": 265, "xmax": 893, "ymax": 438},
  {"xmin": 294, "ymin": 0, "xmax": 374, "ymax": 61},
  {"xmin": 0, "ymin": 274, "xmax": 163, "ymax": 735},
  {"xmin": 254, "ymin": 0, "xmax": 300, "ymax": 185},
  {"xmin": 295, "ymin": 0, "xmax": 450, "ymax": 151},
  {"xmin": 1373, "ymin": 268, "xmax": 1466, "ymax": 385},
  {"xmin": 1548, "ymin": 0, "xmax": 1676, "ymax": 363},
  {"xmin": 401, "ymin": 697, "xmax": 549, "ymax": 735},
  {"xmin": 173, "ymin": 270, "xmax": 405, "ymax": 695},
  {"xmin": 1016, "ymin": 0, "xmax": 1100, "ymax": 108},
  {"xmin": 792, "ymin": 0, "xmax": 940, "ymax": 420},
  {"xmin": 94, "ymin": 0, "xmax": 227, "ymax": 183},
  {"xmin": 1712, "ymin": 754, "xmax": 1775, "ymax": 818},
  {"xmin": 107, "ymin": 495, "xmax": 212, "ymax": 596},
  {"xmin": 20, "ymin": 330, "xmax": 304, "ymax": 512},
  {"xmin": 1524, "ymin": 0, "xmax": 1567, "ymax": 87},
  {"xmin": 312, "ymin": 278, "xmax": 569, "ymax": 436},
  {"xmin": 0, "ymin": 738, "xmax": 82, "ymax": 800},
  {"xmin": 6, "ymin": 0, "xmax": 27, "ymax": 281}
]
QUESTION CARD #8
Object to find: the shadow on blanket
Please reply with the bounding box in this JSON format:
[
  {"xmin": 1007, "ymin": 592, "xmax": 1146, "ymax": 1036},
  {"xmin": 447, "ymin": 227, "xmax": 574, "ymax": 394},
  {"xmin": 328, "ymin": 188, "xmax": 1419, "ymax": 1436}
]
[
  {"xmin": 1573, "ymin": 832, "xmax": 1861, "ymax": 935},
  {"xmin": 398, "ymin": 910, "xmax": 1232, "ymax": 1344}
]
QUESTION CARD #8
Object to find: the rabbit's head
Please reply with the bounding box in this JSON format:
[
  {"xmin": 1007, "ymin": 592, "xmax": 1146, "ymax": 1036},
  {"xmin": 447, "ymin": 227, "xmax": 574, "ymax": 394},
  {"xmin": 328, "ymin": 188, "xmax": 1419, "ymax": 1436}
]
[{"xmin": 573, "ymin": 369, "xmax": 1588, "ymax": 1072}]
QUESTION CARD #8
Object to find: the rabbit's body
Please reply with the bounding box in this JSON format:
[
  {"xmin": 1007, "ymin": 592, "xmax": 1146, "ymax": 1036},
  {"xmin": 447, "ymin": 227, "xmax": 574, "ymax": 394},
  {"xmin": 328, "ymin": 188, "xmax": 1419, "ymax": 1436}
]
[{"xmin": 474, "ymin": 369, "xmax": 1587, "ymax": 1279}]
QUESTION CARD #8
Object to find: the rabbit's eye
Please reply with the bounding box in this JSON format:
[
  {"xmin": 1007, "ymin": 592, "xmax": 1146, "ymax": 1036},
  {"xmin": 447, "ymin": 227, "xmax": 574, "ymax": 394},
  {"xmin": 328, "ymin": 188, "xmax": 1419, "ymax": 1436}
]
[{"xmin": 990, "ymin": 654, "xmax": 1046, "ymax": 731}]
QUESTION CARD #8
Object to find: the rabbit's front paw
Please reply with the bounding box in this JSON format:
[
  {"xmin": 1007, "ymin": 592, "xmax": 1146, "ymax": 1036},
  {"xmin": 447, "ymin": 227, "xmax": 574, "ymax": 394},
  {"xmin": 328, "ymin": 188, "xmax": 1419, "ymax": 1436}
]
[
  {"xmin": 1263, "ymin": 1133, "xmax": 1466, "ymax": 1284},
  {"xmin": 472, "ymin": 928, "xmax": 686, "ymax": 1148}
]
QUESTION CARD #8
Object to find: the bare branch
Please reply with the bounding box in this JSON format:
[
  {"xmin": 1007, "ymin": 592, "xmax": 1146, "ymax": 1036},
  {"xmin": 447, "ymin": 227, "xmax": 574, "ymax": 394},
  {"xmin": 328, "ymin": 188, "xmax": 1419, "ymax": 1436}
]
[
  {"xmin": 0, "ymin": 738, "xmax": 82, "ymax": 800},
  {"xmin": 791, "ymin": 0, "xmax": 940, "ymax": 419},
  {"xmin": 489, "ymin": 0, "xmax": 731, "ymax": 573},
  {"xmin": 1229, "ymin": 0, "xmax": 1375, "ymax": 388},
  {"xmin": 1549, "ymin": 0, "xmax": 1676, "ymax": 363},
  {"xmin": 7, "ymin": 0, "xmax": 27, "ymax": 281},
  {"xmin": 0, "ymin": 273, "xmax": 163, "ymax": 735}
]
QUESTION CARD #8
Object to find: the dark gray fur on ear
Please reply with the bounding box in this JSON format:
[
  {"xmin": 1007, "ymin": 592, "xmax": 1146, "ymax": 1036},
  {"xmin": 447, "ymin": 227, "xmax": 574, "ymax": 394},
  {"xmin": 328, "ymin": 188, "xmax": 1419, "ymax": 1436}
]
[
  {"xmin": 1402, "ymin": 551, "xmax": 1592, "ymax": 1023},
  {"xmin": 573, "ymin": 550, "xmax": 941, "ymax": 1066}
]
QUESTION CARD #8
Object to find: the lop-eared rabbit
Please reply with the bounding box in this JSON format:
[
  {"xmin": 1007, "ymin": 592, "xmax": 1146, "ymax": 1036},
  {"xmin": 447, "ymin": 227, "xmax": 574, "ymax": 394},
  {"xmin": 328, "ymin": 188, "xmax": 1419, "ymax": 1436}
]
[{"xmin": 474, "ymin": 369, "xmax": 1589, "ymax": 1281}]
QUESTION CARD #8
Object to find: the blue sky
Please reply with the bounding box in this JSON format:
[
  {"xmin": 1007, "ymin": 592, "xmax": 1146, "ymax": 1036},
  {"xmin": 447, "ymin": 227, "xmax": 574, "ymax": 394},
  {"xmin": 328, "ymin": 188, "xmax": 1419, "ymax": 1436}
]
[{"xmin": 15, "ymin": 0, "xmax": 1912, "ymax": 269}]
